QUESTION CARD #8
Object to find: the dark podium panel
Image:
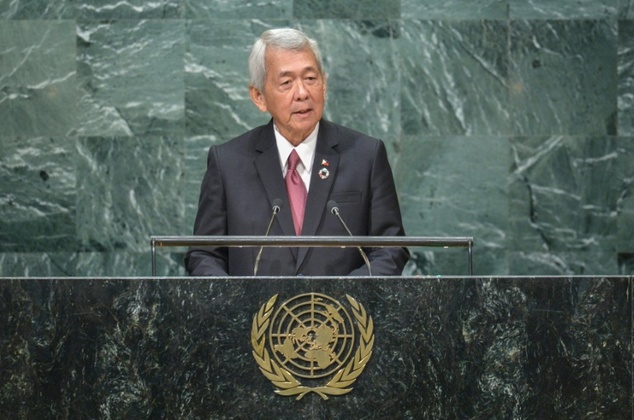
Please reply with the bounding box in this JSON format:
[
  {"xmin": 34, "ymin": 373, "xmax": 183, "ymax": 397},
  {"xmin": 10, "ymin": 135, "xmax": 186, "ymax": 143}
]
[{"xmin": 1, "ymin": 276, "xmax": 631, "ymax": 418}]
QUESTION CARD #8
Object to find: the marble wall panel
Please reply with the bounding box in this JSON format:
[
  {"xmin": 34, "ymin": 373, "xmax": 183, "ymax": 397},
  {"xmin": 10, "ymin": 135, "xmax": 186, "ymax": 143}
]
[
  {"xmin": 185, "ymin": 19, "xmax": 272, "ymax": 138},
  {"xmin": 0, "ymin": 253, "xmax": 78, "ymax": 276},
  {"xmin": 620, "ymin": 19, "xmax": 634, "ymax": 136},
  {"xmin": 186, "ymin": 0, "xmax": 292, "ymax": 19},
  {"xmin": 510, "ymin": 20, "xmax": 618, "ymax": 136},
  {"xmin": 0, "ymin": 21, "xmax": 78, "ymax": 137},
  {"xmin": 510, "ymin": 0, "xmax": 617, "ymax": 19},
  {"xmin": 301, "ymin": 20, "xmax": 401, "ymax": 151},
  {"xmin": 509, "ymin": 249, "xmax": 619, "ymax": 275},
  {"xmin": 0, "ymin": 136, "xmax": 77, "ymax": 252},
  {"xmin": 75, "ymin": 251, "xmax": 185, "ymax": 276},
  {"xmin": 76, "ymin": 20, "xmax": 185, "ymax": 137},
  {"xmin": 76, "ymin": 0, "xmax": 183, "ymax": 19},
  {"xmin": 395, "ymin": 135, "xmax": 509, "ymax": 275},
  {"xmin": 402, "ymin": 0, "xmax": 508, "ymax": 20},
  {"xmin": 0, "ymin": 250, "xmax": 184, "ymax": 277},
  {"xmin": 400, "ymin": 20, "xmax": 510, "ymax": 136},
  {"xmin": 620, "ymin": 253, "xmax": 634, "ymax": 273},
  {"xmin": 509, "ymin": 136, "xmax": 621, "ymax": 274},
  {"xmin": 293, "ymin": 0, "xmax": 400, "ymax": 19},
  {"xmin": 0, "ymin": 0, "xmax": 74, "ymax": 19},
  {"xmin": 184, "ymin": 135, "xmax": 221, "ymax": 231},
  {"xmin": 617, "ymin": 138, "xmax": 634, "ymax": 252},
  {"xmin": 76, "ymin": 136, "xmax": 185, "ymax": 253},
  {"xmin": 622, "ymin": 0, "xmax": 634, "ymax": 18},
  {"xmin": 0, "ymin": 0, "xmax": 632, "ymax": 276},
  {"xmin": 0, "ymin": 251, "xmax": 184, "ymax": 277}
]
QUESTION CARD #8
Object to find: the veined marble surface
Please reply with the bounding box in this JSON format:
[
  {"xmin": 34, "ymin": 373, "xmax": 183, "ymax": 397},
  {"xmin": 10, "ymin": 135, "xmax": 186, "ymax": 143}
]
[
  {"xmin": 0, "ymin": 276, "xmax": 630, "ymax": 418},
  {"xmin": 0, "ymin": 0, "xmax": 633, "ymax": 277},
  {"xmin": 0, "ymin": 277, "xmax": 633, "ymax": 419}
]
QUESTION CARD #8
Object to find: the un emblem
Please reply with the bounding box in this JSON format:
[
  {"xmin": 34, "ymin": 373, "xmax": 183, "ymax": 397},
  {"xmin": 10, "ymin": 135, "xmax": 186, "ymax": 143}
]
[{"xmin": 251, "ymin": 293, "xmax": 374, "ymax": 400}]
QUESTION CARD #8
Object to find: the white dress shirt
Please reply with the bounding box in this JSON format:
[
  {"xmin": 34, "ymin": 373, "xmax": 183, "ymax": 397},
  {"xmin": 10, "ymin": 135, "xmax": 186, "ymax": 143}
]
[{"xmin": 274, "ymin": 123, "xmax": 318, "ymax": 192}]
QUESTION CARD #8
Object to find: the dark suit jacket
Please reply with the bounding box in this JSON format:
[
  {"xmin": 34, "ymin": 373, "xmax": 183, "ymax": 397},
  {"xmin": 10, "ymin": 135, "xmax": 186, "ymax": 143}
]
[{"xmin": 185, "ymin": 119, "xmax": 409, "ymax": 276}]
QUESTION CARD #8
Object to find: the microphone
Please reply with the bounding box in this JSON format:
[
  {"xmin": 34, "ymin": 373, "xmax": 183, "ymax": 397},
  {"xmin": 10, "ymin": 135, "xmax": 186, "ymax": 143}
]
[
  {"xmin": 253, "ymin": 198, "xmax": 283, "ymax": 276},
  {"xmin": 327, "ymin": 200, "xmax": 372, "ymax": 276}
]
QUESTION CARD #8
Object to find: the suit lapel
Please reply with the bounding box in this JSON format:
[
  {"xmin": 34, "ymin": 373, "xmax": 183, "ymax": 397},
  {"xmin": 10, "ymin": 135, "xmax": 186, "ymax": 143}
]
[{"xmin": 296, "ymin": 122, "xmax": 339, "ymax": 269}]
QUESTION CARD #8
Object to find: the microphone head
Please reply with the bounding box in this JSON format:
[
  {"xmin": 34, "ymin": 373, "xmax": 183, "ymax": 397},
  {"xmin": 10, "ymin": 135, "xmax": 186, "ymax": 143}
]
[
  {"xmin": 327, "ymin": 200, "xmax": 339, "ymax": 215},
  {"xmin": 272, "ymin": 198, "xmax": 283, "ymax": 213}
]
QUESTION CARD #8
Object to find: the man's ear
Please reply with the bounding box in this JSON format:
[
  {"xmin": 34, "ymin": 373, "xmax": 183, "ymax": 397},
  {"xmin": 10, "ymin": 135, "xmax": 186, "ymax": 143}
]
[{"xmin": 249, "ymin": 86, "xmax": 267, "ymax": 113}]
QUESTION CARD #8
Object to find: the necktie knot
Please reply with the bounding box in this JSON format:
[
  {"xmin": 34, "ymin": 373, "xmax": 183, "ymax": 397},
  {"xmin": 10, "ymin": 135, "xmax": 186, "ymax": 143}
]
[{"xmin": 288, "ymin": 149, "xmax": 301, "ymax": 172}]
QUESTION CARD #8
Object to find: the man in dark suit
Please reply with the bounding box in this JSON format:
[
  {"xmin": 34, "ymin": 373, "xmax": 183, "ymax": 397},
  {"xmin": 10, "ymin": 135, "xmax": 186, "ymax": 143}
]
[{"xmin": 185, "ymin": 28, "xmax": 408, "ymax": 276}]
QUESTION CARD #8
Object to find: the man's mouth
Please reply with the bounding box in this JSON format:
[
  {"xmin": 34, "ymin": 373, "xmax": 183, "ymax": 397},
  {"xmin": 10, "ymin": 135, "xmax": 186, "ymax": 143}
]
[{"xmin": 295, "ymin": 108, "xmax": 312, "ymax": 115}]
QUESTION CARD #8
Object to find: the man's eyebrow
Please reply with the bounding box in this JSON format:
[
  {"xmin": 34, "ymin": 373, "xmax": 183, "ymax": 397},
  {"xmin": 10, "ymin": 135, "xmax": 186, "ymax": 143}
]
[{"xmin": 277, "ymin": 66, "xmax": 319, "ymax": 77}]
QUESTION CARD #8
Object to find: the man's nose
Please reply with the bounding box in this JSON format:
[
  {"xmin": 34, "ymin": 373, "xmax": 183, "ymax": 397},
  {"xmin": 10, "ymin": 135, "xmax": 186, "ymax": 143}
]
[{"xmin": 294, "ymin": 80, "xmax": 309, "ymax": 99}]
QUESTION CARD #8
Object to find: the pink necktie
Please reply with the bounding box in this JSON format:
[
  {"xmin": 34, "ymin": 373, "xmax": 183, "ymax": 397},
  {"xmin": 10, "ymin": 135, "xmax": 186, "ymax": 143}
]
[{"xmin": 285, "ymin": 150, "xmax": 307, "ymax": 235}]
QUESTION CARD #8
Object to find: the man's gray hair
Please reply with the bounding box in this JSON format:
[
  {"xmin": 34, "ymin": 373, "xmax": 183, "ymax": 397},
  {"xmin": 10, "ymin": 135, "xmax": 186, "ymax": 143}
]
[{"xmin": 248, "ymin": 28, "xmax": 325, "ymax": 92}]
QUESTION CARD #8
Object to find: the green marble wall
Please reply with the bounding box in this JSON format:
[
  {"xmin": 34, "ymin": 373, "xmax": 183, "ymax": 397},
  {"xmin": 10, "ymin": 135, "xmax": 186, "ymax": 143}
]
[{"xmin": 1, "ymin": 0, "xmax": 633, "ymax": 276}]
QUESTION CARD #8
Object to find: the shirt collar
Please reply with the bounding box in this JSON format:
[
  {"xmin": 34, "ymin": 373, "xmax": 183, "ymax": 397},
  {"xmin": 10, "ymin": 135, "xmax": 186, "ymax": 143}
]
[{"xmin": 274, "ymin": 122, "xmax": 319, "ymax": 173}]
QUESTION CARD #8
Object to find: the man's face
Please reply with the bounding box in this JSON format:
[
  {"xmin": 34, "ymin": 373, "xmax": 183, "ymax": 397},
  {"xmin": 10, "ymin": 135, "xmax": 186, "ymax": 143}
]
[{"xmin": 250, "ymin": 47, "xmax": 327, "ymax": 146}]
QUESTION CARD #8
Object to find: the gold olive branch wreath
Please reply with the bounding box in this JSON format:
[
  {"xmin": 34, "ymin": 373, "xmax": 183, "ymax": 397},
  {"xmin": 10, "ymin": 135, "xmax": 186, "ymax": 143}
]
[{"xmin": 251, "ymin": 294, "xmax": 374, "ymax": 400}]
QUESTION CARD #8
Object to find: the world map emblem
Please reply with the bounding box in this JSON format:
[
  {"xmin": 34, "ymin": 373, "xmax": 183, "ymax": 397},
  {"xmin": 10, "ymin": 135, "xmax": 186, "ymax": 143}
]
[{"xmin": 251, "ymin": 293, "xmax": 374, "ymax": 400}]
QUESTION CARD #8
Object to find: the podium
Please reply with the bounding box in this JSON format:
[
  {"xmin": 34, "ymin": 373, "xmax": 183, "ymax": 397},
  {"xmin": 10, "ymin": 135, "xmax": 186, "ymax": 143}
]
[{"xmin": 0, "ymin": 275, "xmax": 630, "ymax": 418}]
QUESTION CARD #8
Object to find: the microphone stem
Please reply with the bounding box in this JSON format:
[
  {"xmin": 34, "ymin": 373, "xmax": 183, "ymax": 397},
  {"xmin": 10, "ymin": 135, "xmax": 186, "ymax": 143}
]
[
  {"xmin": 332, "ymin": 209, "xmax": 373, "ymax": 276},
  {"xmin": 253, "ymin": 206, "xmax": 280, "ymax": 276}
]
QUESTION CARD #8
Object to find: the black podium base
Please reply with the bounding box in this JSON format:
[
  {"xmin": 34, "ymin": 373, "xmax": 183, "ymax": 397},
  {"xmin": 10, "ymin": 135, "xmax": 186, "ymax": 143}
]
[{"xmin": 1, "ymin": 276, "xmax": 631, "ymax": 418}]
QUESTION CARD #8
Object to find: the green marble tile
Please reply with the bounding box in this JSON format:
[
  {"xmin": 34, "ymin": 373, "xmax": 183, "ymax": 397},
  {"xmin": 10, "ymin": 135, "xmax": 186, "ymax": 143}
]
[
  {"xmin": 509, "ymin": 250, "xmax": 618, "ymax": 275},
  {"xmin": 76, "ymin": 20, "xmax": 185, "ymax": 137},
  {"xmin": 394, "ymin": 135, "xmax": 509, "ymax": 275},
  {"xmin": 299, "ymin": 20, "xmax": 401, "ymax": 143},
  {"xmin": 400, "ymin": 20, "xmax": 510, "ymax": 136},
  {"xmin": 510, "ymin": 0, "xmax": 617, "ymax": 19},
  {"xmin": 0, "ymin": 253, "xmax": 78, "ymax": 276},
  {"xmin": 618, "ymin": 253, "xmax": 633, "ymax": 274},
  {"xmin": 619, "ymin": 20, "xmax": 634, "ymax": 136},
  {"xmin": 621, "ymin": 0, "xmax": 634, "ymax": 18},
  {"xmin": 0, "ymin": 21, "xmax": 78, "ymax": 137},
  {"xmin": 185, "ymin": 19, "xmax": 273, "ymax": 138},
  {"xmin": 509, "ymin": 136, "xmax": 620, "ymax": 255},
  {"xmin": 76, "ymin": 0, "xmax": 183, "ymax": 19},
  {"xmin": 0, "ymin": 137, "xmax": 78, "ymax": 252},
  {"xmin": 402, "ymin": 247, "xmax": 498, "ymax": 276},
  {"xmin": 76, "ymin": 136, "xmax": 185, "ymax": 253},
  {"xmin": 402, "ymin": 0, "xmax": 508, "ymax": 19},
  {"xmin": 510, "ymin": 20, "xmax": 617, "ymax": 136},
  {"xmin": 75, "ymin": 252, "xmax": 186, "ymax": 276},
  {"xmin": 293, "ymin": 0, "xmax": 400, "ymax": 19},
  {"xmin": 1, "ymin": 1, "xmax": 631, "ymax": 278},
  {"xmin": 184, "ymin": 135, "xmax": 225, "ymax": 232},
  {"xmin": 186, "ymin": 0, "xmax": 292, "ymax": 19},
  {"xmin": 0, "ymin": 0, "xmax": 74, "ymax": 19},
  {"xmin": 617, "ymin": 137, "xmax": 634, "ymax": 252}
]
